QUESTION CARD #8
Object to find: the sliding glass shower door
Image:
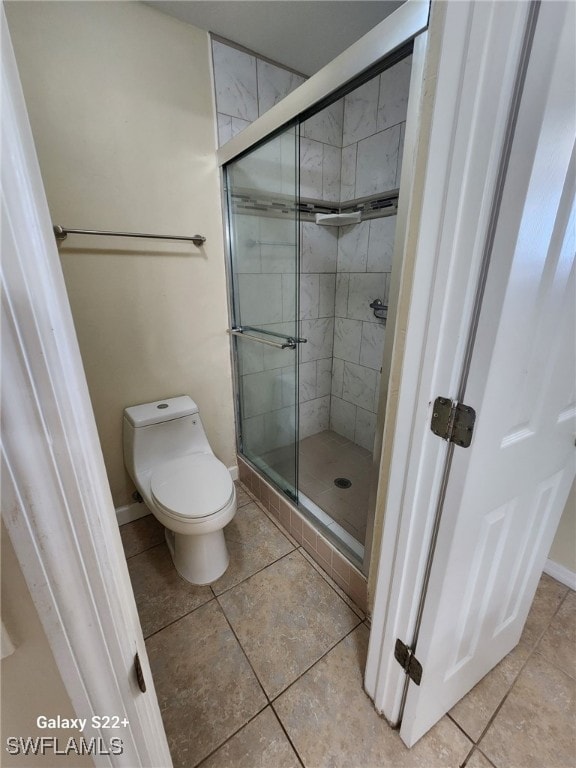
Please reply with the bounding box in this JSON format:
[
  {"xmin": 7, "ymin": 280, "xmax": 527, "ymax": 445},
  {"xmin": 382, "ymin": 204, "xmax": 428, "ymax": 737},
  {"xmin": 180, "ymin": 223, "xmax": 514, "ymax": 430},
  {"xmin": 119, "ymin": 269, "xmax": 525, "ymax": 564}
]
[{"xmin": 225, "ymin": 126, "xmax": 300, "ymax": 499}]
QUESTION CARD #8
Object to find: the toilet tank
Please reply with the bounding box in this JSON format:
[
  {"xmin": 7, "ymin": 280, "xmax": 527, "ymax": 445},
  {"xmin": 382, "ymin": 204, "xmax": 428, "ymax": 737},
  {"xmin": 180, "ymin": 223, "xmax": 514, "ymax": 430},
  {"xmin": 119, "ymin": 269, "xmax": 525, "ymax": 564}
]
[{"xmin": 123, "ymin": 395, "xmax": 212, "ymax": 480}]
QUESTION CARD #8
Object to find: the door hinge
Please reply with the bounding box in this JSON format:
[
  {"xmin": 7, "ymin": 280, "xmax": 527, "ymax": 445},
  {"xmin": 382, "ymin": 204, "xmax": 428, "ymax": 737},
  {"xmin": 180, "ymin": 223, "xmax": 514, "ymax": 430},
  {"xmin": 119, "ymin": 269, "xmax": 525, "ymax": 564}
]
[
  {"xmin": 134, "ymin": 652, "xmax": 146, "ymax": 693},
  {"xmin": 430, "ymin": 397, "xmax": 476, "ymax": 448},
  {"xmin": 394, "ymin": 639, "xmax": 423, "ymax": 686}
]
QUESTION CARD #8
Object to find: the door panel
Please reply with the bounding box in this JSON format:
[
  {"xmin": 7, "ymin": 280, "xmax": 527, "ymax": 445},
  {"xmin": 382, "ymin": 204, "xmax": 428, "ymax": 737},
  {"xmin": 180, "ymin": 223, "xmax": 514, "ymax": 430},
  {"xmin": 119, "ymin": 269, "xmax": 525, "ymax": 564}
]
[
  {"xmin": 401, "ymin": 0, "xmax": 576, "ymax": 745},
  {"xmin": 225, "ymin": 127, "xmax": 300, "ymax": 498}
]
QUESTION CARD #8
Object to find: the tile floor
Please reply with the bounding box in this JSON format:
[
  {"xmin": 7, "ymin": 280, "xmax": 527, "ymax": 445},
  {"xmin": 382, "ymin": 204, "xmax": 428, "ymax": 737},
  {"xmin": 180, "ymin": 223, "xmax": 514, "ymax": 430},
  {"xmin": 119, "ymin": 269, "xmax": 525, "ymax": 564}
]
[
  {"xmin": 298, "ymin": 430, "xmax": 372, "ymax": 545},
  {"xmin": 262, "ymin": 430, "xmax": 373, "ymax": 545},
  {"xmin": 121, "ymin": 482, "xmax": 576, "ymax": 768}
]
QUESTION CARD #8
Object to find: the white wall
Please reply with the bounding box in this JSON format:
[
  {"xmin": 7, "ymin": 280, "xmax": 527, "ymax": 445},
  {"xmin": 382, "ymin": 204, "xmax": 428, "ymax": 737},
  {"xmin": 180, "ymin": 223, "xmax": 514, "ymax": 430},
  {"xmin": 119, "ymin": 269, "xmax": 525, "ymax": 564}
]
[
  {"xmin": 548, "ymin": 479, "xmax": 576, "ymax": 574},
  {"xmin": 5, "ymin": 1, "xmax": 236, "ymax": 507}
]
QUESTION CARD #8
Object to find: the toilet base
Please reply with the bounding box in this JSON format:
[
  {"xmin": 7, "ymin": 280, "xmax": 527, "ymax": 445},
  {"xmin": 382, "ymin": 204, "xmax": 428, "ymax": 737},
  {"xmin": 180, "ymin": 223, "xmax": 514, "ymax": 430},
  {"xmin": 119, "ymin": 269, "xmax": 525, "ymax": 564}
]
[{"xmin": 165, "ymin": 528, "xmax": 230, "ymax": 585}]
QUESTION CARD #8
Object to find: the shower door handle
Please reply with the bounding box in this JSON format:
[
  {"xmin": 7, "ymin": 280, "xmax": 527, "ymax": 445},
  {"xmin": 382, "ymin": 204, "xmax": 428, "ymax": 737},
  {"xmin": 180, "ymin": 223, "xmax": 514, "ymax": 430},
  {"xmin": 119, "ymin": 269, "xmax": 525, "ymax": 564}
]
[{"xmin": 227, "ymin": 328, "xmax": 305, "ymax": 350}]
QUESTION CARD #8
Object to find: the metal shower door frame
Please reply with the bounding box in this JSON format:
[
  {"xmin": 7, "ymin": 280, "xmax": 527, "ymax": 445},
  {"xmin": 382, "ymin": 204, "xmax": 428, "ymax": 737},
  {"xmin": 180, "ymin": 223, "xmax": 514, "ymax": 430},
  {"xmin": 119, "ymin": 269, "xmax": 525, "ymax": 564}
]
[{"xmin": 218, "ymin": 0, "xmax": 431, "ymax": 570}]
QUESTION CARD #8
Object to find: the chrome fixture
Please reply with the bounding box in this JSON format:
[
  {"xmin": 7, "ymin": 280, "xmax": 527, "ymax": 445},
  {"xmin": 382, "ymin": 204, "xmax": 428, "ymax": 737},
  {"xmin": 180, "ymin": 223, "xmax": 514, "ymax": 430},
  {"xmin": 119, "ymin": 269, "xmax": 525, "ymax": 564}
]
[
  {"xmin": 53, "ymin": 225, "xmax": 206, "ymax": 247},
  {"xmin": 369, "ymin": 299, "xmax": 388, "ymax": 320},
  {"xmin": 228, "ymin": 326, "xmax": 307, "ymax": 351}
]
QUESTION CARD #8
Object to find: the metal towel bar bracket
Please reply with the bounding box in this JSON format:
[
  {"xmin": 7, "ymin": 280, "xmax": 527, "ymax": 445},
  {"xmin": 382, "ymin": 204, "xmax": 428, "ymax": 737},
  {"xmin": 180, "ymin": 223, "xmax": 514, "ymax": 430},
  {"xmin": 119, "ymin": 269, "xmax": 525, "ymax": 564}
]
[{"xmin": 53, "ymin": 225, "xmax": 206, "ymax": 247}]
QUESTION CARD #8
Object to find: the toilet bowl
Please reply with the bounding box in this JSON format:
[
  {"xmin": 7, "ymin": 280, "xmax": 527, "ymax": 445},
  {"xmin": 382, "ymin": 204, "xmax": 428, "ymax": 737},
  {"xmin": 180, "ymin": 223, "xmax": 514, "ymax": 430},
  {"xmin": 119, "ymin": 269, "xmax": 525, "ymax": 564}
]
[{"xmin": 123, "ymin": 395, "xmax": 236, "ymax": 585}]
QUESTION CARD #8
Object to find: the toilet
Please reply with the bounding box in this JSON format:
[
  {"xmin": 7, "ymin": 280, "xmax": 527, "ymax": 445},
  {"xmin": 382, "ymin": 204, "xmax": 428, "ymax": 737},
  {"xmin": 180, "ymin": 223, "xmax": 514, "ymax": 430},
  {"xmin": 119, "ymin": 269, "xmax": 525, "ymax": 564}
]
[{"xmin": 123, "ymin": 395, "xmax": 236, "ymax": 585}]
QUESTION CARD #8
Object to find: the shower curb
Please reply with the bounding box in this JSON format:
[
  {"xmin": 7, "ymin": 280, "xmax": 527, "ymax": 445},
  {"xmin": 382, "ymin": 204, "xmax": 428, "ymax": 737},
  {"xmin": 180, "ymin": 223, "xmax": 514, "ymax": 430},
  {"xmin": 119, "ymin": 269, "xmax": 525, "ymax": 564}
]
[{"xmin": 237, "ymin": 455, "xmax": 368, "ymax": 614}]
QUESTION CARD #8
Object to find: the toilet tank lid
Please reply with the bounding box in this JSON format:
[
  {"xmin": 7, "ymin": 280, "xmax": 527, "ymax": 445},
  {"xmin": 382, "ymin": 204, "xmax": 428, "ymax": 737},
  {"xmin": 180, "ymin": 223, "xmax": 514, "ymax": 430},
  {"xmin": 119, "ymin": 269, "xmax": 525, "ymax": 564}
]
[{"xmin": 124, "ymin": 396, "xmax": 199, "ymax": 427}]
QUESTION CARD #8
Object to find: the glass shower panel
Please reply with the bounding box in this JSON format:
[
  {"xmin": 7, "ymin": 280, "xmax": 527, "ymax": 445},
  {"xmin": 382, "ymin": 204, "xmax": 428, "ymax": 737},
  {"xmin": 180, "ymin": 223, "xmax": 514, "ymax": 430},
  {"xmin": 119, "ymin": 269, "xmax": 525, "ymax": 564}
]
[{"xmin": 226, "ymin": 126, "xmax": 300, "ymax": 499}]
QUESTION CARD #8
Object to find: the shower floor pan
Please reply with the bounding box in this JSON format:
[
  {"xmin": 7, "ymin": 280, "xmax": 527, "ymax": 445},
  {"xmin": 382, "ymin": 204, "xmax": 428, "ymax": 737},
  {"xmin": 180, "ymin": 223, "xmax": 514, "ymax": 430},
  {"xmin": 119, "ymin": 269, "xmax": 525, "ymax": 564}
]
[{"xmin": 262, "ymin": 430, "xmax": 372, "ymax": 550}]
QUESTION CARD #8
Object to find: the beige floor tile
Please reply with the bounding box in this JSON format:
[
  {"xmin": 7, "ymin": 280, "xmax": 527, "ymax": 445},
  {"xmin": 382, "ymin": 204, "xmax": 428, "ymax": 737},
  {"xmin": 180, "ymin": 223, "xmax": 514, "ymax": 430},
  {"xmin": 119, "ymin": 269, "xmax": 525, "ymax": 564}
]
[
  {"xmin": 449, "ymin": 641, "xmax": 531, "ymax": 742},
  {"xmin": 235, "ymin": 482, "xmax": 253, "ymax": 509},
  {"xmin": 146, "ymin": 600, "xmax": 267, "ymax": 768},
  {"xmin": 211, "ymin": 502, "xmax": 295, "ymax": 596},
  {"xmin": 519, "ymin": 573, "xmax": 568, "ymax": 650},
  {"xmin": 218, "ymin": 550, "xmax": 360, "ymax": 699},
  {"xmin": 465, "ymin": 748, "xmax": 497, "ymax": 768},
  {"xmin": 274, "ymin": 625, "xmax": 472, "ymax": 768},
  {"xmin": 479, "ymin": 652, "xmax": 576, "ymax": 768},
  {"xmin": 451, "ymin": 574, "xmax": 571, "ymax": 742},
  {"xmin": 198, "ymin": 707, "xmax": 300, "ymax": 768},
  {"xmin": 120, "ymin": 513, "xmax": 164, "ymax": 559},
  {"xmin": 127, "ymin": 543, "xmax": 213, "ymax": 637},
  {"xmin": 299, "ymin": 547, "xmax": 365, "ymax": 620},
  {"xmin": 537, "ymin": 590, "xmax": 576, "ymax": 680}
]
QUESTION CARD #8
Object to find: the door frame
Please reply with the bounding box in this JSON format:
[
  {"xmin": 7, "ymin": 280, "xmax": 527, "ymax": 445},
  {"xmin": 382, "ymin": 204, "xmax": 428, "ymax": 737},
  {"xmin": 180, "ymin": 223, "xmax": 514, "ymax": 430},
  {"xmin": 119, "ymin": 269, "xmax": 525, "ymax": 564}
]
[
  {"xmin": 364, "ymin": 0, "xmax": 538, "ymax": 727},
  {"xmin": 1, "ymin": 10, "xmax": 172, "ymax": 766}
]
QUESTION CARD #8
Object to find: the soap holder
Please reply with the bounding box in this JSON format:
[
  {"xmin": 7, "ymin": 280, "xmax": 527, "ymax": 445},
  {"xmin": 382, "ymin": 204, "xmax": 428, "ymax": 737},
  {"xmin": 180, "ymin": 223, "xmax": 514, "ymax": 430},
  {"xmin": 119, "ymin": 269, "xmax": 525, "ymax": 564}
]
[{"xmin": 369, "ymin": 299, "xmax": 388, "ymax": 321}]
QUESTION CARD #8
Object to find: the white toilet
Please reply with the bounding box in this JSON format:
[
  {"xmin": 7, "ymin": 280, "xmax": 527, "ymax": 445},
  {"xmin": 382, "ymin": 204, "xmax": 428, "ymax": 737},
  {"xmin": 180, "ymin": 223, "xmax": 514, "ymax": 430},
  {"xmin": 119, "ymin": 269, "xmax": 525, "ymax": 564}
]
[{"xmin": 123, "ymin": 395, "xmax": 236, "ymax": 585}]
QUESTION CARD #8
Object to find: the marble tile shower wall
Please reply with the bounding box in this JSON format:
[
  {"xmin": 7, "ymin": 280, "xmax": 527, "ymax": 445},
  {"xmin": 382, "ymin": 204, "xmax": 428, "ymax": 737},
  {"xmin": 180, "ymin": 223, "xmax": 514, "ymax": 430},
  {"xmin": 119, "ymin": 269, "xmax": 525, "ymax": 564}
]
[
  {"xmin": 214, "ymin": 42, "xmax": 346, "ymax": 444},
  {"xmin": 340, "ymin": 56, "xmax": 412, "ymax": 201},
  {"xmin": 233, "ymin": 190, "xmax": 343, "ymax": 451},
  {"xmin": 329, "ymin": 56, "xmax": 410, "ymax": 451},
  {"xmin": 296, "ymin": 101, "xmax": 345, "ymax": 440},
  {"xmin": 234, "ymin": 213, "xmax": 299, "ymax": 456},
  {"xmin": 220, "ymin": 44, "xmax": 412, "ymax": 452},
  {"xmin": 331, "ymin": 216, "xmax": 396, "ymax": 451},
  {"xmin": 212, "ymin": 39, "xmax": 307, "ymax": 147},
  {"xmin": 229, "ymin": 95, "xmax": 346, "ymax": 449}
]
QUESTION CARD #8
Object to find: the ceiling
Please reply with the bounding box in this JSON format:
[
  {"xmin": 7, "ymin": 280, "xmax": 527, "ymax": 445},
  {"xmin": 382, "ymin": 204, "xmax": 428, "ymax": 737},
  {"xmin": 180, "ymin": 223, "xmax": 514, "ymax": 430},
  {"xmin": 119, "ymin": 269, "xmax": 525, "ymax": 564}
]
[{"xmin": 145, "ymin": 1, "xmax": 404, "ymax": 76}]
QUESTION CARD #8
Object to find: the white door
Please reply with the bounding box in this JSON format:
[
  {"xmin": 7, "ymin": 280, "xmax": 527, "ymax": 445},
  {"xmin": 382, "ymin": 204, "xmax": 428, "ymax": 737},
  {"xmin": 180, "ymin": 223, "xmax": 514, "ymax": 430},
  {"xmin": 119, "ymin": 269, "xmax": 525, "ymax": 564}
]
[
  {"xmin": 400, "ymin": 0, "xmax": 576, "ymax": 745},
  {"xmin": 1, "ymin": 10, "xmax": 172, "ymax": 764}
]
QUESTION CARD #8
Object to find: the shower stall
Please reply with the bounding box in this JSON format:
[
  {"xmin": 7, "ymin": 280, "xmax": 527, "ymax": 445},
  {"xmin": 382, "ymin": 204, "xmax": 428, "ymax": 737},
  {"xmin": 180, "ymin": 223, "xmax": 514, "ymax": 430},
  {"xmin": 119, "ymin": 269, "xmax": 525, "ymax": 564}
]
[{"xmin": 224, "ymin": 48, "xmax": 414, "ymax": 571}]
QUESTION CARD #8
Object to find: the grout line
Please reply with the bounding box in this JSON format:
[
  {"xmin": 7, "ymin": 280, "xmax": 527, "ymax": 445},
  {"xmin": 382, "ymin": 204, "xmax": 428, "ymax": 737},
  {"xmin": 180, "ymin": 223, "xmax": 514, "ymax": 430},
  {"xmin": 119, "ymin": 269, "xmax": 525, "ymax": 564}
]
[
  {"xmin": 270, "ymin": 622, "xmax": 363, "ymax": 705},
  {"xmin": 143, "ymin": 595, "xmax": 217, "ymax": 642},
  {"xmin": 459, "ymin": 744, "xmax": 498, "ymax": 768},
  {"xmin": 124, "ymin": 538, "xmax": 165, "ymax": 561},
  {"xmin": 139, "ymin": 544, "xmax": 299, "ymax": 642},
  {"xmin": 458, "ymin": 742, "xmax": 477, "ymax": 768},
  {"xmin": 213, "ymin": 555, "xmax": 363, "ymax": 707},
  {"xmin": 269, "ymin": 706, "xmax": 306, "ymax": 768},
  {"xmin": 212, "ymin": 549, "xmax": 296, "ymax": 599},
  {"xmin": 216, "ymin": 598, "xmax": 271, "ymax": 705},
  {"xmin": 210, "ymin": 32, "xmax": 309, "ymax": 79},
  {"xmin": 298, "ymin": 546, "xmax": 365, "ymax": 619},
  {"xmin": 193, "ymin": 705, "xmax": 270, "ymax": 768},
  {"xmin": 471, "ymin": 592, "xmax": 569, "ymax": 749},
  {"xmin": 255, "ymin": 55, "xmax": 261, "ymax": 119},
  {"xmin": 531, "ymin": 648, "xmax": 576, "ymax": 683},
  {"xmin": 248, "ymin": 492, "xmax": 299, "ymax": 549},
  {"xmin": 447, "ymin": 713, "xmax": 477, "ymax": 749}
]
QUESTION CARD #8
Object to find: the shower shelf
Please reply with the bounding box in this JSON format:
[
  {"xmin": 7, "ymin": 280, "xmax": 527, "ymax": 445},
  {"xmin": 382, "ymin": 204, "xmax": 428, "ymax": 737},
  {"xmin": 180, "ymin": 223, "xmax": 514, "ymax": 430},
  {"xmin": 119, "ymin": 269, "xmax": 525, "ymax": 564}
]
[{"xmin": 315, "ymin": 212, "xmax": 362, "ymax": 227}]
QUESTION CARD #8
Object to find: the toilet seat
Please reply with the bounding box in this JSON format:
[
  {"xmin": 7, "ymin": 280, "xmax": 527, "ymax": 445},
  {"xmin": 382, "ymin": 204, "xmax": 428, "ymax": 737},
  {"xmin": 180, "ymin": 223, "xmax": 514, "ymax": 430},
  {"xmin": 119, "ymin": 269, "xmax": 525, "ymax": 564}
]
[{"xmin": 150, "ymin": 453, "xmax": 234, "ymax": 522}]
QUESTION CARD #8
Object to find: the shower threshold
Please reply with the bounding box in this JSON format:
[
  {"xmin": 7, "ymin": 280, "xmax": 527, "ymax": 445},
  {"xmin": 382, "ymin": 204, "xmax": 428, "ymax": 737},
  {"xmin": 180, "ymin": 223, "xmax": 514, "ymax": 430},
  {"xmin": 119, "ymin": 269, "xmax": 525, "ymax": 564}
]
[{"xmin": 298, "ymin": 491, "xmax": 364, "ymax": 562}]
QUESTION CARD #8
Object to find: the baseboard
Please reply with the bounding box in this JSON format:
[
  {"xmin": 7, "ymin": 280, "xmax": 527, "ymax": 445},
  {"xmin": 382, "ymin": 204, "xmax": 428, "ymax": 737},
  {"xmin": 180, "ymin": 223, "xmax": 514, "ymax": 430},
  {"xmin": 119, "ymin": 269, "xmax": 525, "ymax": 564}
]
[
  {"xmin": 544, "ymin": 558, "xmax": 576, "ymax": 591},
  {"xmin": 116, "ymin": 502, "xmax": 150, "ymax": 526},
  {"xmin": 228, "ymin": 464, "xmax": 239, "ymax": 481}
]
